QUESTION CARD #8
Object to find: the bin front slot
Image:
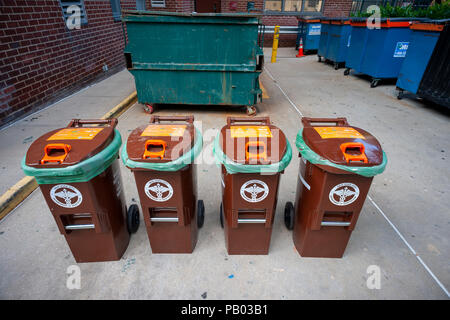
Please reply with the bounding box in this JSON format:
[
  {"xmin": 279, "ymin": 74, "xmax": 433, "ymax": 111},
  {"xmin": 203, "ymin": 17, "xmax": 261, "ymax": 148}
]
[
  {"xmin": 59, "ymin": 213, "xmax": 97, "ymax": 233},
  {"xmin": 40, "ymin": 143, "xmax": 71, "ymax": 164},
  {"xmin": 149, "ymin": 207, "xmax": 179, "ymax": 223},
  {"xmin": 237, "ymin": 209, "xmax": 266, "ymax": 224},
  {"xmin": 321, "ymin": 211, "xmax": 353, "ymax": 228},
  {"xmin": 302, "ymin": 117, "xmax": 349, "ymax": 127},
  {"xmin": 246, "ymin": 141, "xmax": 267, "ymax": 162},
  {"xmin": 143, "ymin": 140, "xmax": 166, "ymax": 160},
  {"xmin": 340, "ymin": 142, "xmax": 368, "ymax": 164}
]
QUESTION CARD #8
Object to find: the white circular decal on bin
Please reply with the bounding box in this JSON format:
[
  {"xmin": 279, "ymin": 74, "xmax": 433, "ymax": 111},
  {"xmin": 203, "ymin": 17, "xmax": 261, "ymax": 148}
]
[
  {"xmin": 240, "ymin": 180, "xmax": 269, "ymax": 203},
  {"xmin": 50, "ymin": 184, "xmax": 83, "ymax": 208},
  {"xmin": 329, "ymin": 183, "xmax": 360, "ymax": 206},
  {"xmin": 144, "ymin": 179, "xmax": 173, "ymax": 202}
]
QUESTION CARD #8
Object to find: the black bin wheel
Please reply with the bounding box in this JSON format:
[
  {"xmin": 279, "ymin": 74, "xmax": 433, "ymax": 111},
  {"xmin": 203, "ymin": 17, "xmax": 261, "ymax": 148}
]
[
  {"xmin": 370, "ymin": 79, "xmax": 380, "ymax": 88},
  {"xmin": 344, "ymin": 68, "xmax": 350, "ymax": 76},
  {"xmin": 197, "ymin": 199, "xmax": 205, "ymax": 229},
  {"xmin": 220, "ymin": 202, "xmax": 224, "ymax": 229},
  {"xmin": 284, "ymin": 202, "xmax": 295, "ymax": 230},
  {"xmin": 127, "ymin": 204, "xmax": 140, "ymax": 234}
]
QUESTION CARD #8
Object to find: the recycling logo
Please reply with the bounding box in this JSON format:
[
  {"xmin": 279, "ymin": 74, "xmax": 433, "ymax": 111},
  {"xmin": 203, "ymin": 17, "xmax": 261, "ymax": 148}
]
[
  {"xmin": 144, "ymin": 179, "xmax": 174, "ymax": 202},
  {"xmin": 329, "ymin": 183, "xmax": 360, "ymax": 206},
  {"xmin": 240, "ymin": 180, "xmax": 269, "ymax": 203},
  {"xmin": 50, "ymin": 184, "xmax": 83, "ymax": 208}
]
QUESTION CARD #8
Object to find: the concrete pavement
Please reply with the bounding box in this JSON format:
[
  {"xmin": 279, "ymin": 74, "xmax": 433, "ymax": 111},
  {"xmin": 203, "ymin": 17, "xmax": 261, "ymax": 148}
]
[{"xmin": 0, "ymin": 49, "xmax": 448, "ymax": 299}]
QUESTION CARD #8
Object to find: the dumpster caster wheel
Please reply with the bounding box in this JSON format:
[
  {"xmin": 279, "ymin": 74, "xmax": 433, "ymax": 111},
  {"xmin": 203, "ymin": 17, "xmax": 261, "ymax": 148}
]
[
  {"xmin": 127, "ymin": 204, "xmax": 140, "ymax": 234},
  {"xmin": 246, "ymin": 106, "xmax": 257, "ymax": 116},
  {"xmin": 397, "ymin": 90, "xmax": 404, "ymax": 100},
  {"xmin": 344, "ymin": 68, "xmax": 350, "ymax": 76},
  {"xmin": 197, "ymin": 199, "xmax": 205, "ymax": 229},
  {"xmin": 370, "ymin": 79, "xmax": 380, "ymax": 88},
  {"xmin": 284, "ymin": 202, "xmax": 294, "ymax": 230},
  {"xmin": 318, "ymin": 55, "xmax": 322, "ymax": 62},
  {"xmin": 220, "ymin": 202, "xmax": 224, "ymax": 229},
  {"xmin": 144, "ymin": 103, "xmax": 154, "ymax": 114},
  {"xmin": 334, "ymin": 62, "xmax": 339, "ymax": 70}
]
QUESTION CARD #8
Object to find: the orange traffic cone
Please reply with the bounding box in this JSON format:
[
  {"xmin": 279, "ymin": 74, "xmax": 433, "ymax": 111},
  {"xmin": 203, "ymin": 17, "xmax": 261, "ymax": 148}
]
[{"xmin": 296, "ymin": 38, "xmax": 305, "ymax": 58}]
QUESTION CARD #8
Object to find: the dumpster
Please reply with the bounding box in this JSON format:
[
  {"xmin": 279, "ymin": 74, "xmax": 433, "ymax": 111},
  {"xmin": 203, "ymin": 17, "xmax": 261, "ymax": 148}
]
[
  {"xmin": 296, "ymin": 17, "xmax": 322, "ymax": 52},
  {"xmin": 214, "ymin": 117, "xmax": 292, "ymax": 255},
  {"xmin": 325, "ymin": 18, "xmax": 352, "ymax": 69},
  {"xmin": 21, "ymin": 119, "xmax": 139, "ymax": 263},
  {"xmin": 317, "ymin": 18, "xmax": 331, "ymax": 60},
  {"xmin": 284, "ymin": 117, "xmax": 387, "ymax": 258},
  {"xmin": 122, "ymin": 116, "xmax": 204, "ymax": 254},
  {"xmin": 416, "ymin": 20, "xmax": 450, "ymax": 108},
  {"xmin": 345, "ymin": 18, "xmax": 415, "ymax": 87},
  {"xmin": 123, "ymin": 11, "xmax": 264, "ymax": 116}
]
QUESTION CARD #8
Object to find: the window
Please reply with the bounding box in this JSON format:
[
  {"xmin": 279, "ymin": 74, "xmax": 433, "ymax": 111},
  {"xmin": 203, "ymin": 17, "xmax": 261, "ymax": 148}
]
[
  {"xmin": 136, "ymin": 0, "xmax": 146, "ymax": 10},
  {"xmin": 264, "ymin": 0, "xmax": 323, "ymax": 12},
  {"xmin": 151, "ymin": 0, "xmax": 166, "ymax": 8},
  {"xmin": 59, "ymin": 0, "xmax": 88, "ymax": 25},
  {"xmin": 110, "ymin": 0, "xmax": 122, "ymax": 21}
]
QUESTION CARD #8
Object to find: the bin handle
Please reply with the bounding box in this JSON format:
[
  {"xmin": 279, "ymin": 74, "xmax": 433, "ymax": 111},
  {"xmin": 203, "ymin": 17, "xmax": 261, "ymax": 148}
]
[
  {"xmin": 238, "ymin": 218, "xmax": 266, "ymax": 224},
  {"xmin": 143, "ymin": 140, "xmax": 166, "ymax": 160},
  {"xmin": 321, "ymin": 221, "xmax": 351, "ymax": 227},
  {"xmin": 67, "ymin": 119, "xmax": 118, "ymax": 128},
  {"xmin": 301, "ymin": 117, "xmax": 349, "ymax": 127},
  {"xmin": 227, "ymin": 116, "xmax": 271, "ymax": 126},
  {"xmin": 150, "ymin": 217, "xmax": 179, "ymax": 223},
  {"xmin": 40, "ymin": 143, "xmax": 71, "ymax": 164},
  {"xmin": 340, "ymin": 142, "xmax": 368, "ymax": 164},
  {"xmin": 150, "ymin": 115, "xmax": 194, "ymax": 124},
  {"xmin": 245, "ymin": 141, "xmax": 267, "ymax": 162},
  {"xmin": 65, "ymin": 224, "xmax": 95, "ymax": 230}
]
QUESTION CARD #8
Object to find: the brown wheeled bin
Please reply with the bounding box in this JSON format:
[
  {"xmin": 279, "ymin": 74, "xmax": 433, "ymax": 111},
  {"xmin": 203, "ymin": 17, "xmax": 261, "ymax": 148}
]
[
  {"xmin": 122, "ymin": 116, "xmax": 204, "ymax": 254},
  {"xmin": 284, "ymin": 117, "xmax": 387, "ymax": 258},
  {"xmin": 214, "ymin": 117, "xmax": 292, "ymax": 255},
  {"xmin": 22, "ymin": 119, "xmax": 140, "ymax": 263}
]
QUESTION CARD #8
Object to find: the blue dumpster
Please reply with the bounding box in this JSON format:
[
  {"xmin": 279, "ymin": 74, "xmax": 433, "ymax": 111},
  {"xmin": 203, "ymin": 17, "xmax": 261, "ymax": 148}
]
[
  {"xmin": 318, "ymin": 18, "xmax": 330, "ymax": 60},
  {"xmin": 296, "ymin": 17, "xmax": 322, "ymax": 52},
  {"xmin": 325, "ymin": 18, "xmax": 352, "ymax": 69},
  {"xmin": 345, "ymin": 18, "xmax": 415, "ymax": 87},
  {"xmin": 396, "ymin": 19, "xmax": 449, "ymax": 99}
]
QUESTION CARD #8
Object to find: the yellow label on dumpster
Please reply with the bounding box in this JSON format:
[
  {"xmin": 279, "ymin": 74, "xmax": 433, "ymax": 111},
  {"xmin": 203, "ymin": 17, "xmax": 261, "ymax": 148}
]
[
  {"xmin": 314, "ymin": 127, "xmax": 365, "ymax": 139},
  {"xmin": 141, "ymin": 125, "xmax": 187, "ymax": 137},
  {"xmin": 230, "ymin": 126, "xmax": 273, "ymax": 138},
  {"xmin": 47, "ymin": 128, "xmax": 104, "ymax": 141}
]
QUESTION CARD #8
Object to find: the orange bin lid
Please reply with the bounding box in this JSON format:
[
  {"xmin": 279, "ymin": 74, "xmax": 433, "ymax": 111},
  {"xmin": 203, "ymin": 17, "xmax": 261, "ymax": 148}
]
[{"xmin": 25, "ymin": 119, "xmax": 117, "ymax": 168}]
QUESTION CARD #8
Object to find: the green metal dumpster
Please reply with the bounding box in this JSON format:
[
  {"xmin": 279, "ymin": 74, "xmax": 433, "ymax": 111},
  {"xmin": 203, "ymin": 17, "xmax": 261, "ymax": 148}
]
[{"xmin": 123, "ymin": 11, "xmax": 264, "ymax": 116}]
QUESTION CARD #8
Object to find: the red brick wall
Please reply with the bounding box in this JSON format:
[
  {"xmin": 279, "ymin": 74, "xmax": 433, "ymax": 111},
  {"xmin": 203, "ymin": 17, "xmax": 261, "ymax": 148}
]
[
  {"xmin": 0, "ymin": 0, "xmax": 127, "ymax": 126},
  {"xmin": 323, "ymin": 0, "xmax": 352, "ymax": 17}
]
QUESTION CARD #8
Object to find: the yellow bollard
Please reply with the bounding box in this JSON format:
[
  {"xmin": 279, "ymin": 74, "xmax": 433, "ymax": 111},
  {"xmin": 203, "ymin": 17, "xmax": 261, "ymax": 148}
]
[{"xmin": 271, "ymin": 25, "xmax": 280, "ymax": 63}]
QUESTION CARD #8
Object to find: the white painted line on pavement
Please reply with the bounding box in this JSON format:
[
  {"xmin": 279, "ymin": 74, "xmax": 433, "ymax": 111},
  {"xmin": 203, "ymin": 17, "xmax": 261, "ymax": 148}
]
[{"xmin": 266, "ymin": 64, "xmax": 450, "ymax": 298}]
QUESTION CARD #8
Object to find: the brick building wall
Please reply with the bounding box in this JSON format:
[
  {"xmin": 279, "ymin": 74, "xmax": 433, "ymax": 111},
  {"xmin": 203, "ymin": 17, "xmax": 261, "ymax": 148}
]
[{"xmin": 0, "ymin": 0, "xmax": 127, "ymax": 126}]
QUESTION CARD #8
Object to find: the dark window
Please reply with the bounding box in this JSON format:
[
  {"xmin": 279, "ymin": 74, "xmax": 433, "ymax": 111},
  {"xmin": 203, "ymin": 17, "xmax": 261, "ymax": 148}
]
[
  {"xmin": 151, "ymin": 0, "xmax": 166, "ymax": 8},
  {"xmin": 264, "ymin": 0, "xmax": 323, "ymax": 12},
  {"xmin": 110, "ymin": 0, "xmax": 122, "ymax": 21},
  {"xmin": 136, "ymin": 0, "xmax": 146, "ymax": 10}
]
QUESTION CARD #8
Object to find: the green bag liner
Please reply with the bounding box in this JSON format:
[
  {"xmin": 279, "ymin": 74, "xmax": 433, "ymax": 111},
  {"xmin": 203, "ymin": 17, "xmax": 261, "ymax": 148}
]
[
  {"xmin": 122, "ymin": 128, "xmax": 203, "ymax": 171},
  {"xmin": 213, "ymin": 132, "xmax": 292, "ymax": 174},
  {"xmin": 22, "ymin": 129, "xmax": 122, "ymax": 184},
  {"xmin": 295, "ymin": 129, "xmax": 387, "ymax": 177}
]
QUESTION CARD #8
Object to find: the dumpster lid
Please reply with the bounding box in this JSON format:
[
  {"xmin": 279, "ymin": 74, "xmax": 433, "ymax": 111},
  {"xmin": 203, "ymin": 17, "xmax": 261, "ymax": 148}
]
[
  {"xmin": 298, "ymin": 16, "xmax": 323, "ymax": 22},
  {"xmin": 301, "ymin": 117, "xmax": 383, "ymax": 167},
  {"xmin": 219, "ymin": 117, "xmax": 287, "ymax": 165},
  {"xmin": 411, "ymin": 19, "xmax": 450, "ymax": 32},
  {"xmin": 25, "ymin": 119, "xmax": 118, "ymax": 169},
  {"xmin": 123, "ymin": 10, "xmax": 262, "ymax": 18},
  {"xmin": 126, "ymin": 116, "xmax": 196, "ymax": 163}
]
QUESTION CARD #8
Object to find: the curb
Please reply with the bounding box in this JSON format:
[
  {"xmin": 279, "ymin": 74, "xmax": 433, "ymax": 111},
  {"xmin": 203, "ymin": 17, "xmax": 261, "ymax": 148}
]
[{"xmin": 0, "ymin": 90, "xmax": 137, "ymax": 222}]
